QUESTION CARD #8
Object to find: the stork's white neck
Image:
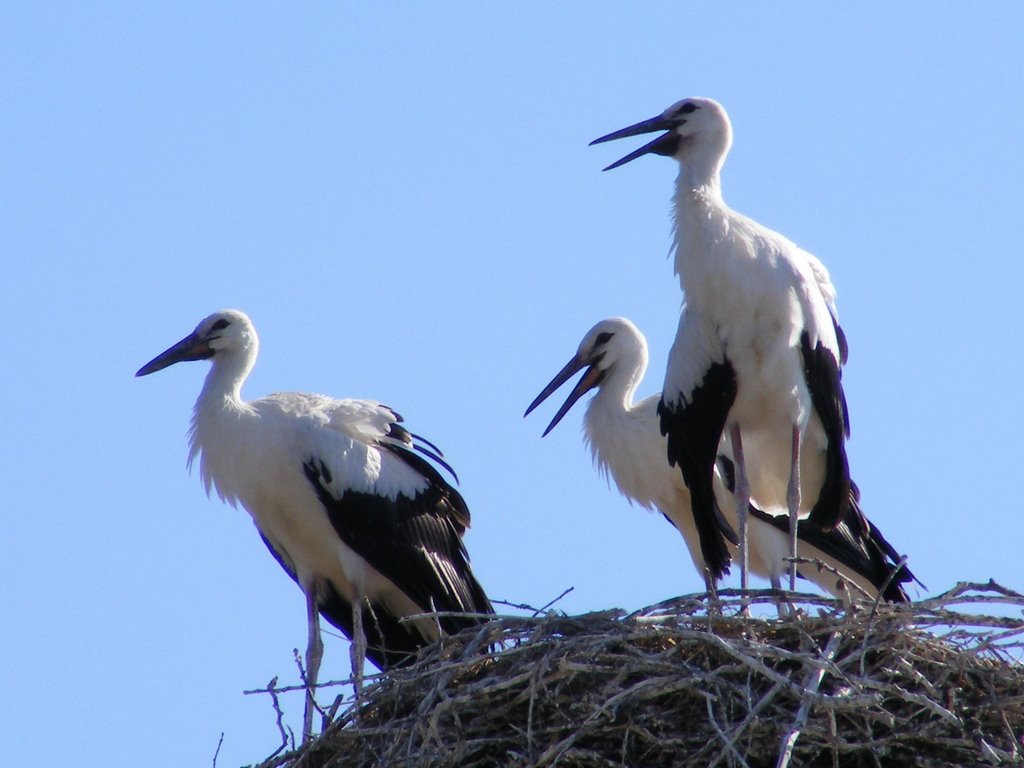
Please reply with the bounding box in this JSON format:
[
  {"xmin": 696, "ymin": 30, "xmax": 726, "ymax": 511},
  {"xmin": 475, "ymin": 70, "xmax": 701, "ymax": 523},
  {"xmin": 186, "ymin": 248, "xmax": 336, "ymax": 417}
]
[
  {"xmin": 583, "ymin": 339, "xmax": 648, "ymax": 450},
  {"xmin": 594, "ymin": 357, "xmax": 645, "ymax": 415},
  {"xmin": 198, "ymin": 347, "xmax": 256, "ymax": 407},
  {"xmin": 677, "ymin": 152, "xmax": 725, "ymax": 196},
  {"xmin": 580, "ymin": 344, "xmax": 661, "ymax": 512},
  {"xmin": 671, "ymin": 163, "xmax": 730, "ymax": 285},
  {"xmin": 187, "ymin": 349, "xmax": 257, "ymax": 499}
]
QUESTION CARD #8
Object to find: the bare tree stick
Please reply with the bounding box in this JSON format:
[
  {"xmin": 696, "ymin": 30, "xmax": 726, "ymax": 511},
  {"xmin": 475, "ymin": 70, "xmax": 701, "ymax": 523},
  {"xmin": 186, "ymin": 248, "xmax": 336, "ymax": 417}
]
[
  {"xmin": 211, "ymin": 732, "xmax": 223, "ymax": 768},
  {"xmin": 776, "ymin": 630, "xmax": 844, "ymax": 768}
]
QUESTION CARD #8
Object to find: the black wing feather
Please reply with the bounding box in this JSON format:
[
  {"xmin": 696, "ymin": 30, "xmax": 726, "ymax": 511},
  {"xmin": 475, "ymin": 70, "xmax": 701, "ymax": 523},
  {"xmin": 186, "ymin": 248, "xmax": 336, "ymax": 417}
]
[
  {"xmin": 302, "ymin": 452, "xmax": 492, "ymax": 640},
  {"xmin": 800, "ymin": 330, "xmax": 853, "ymax": 531},
  {"xmin": 832, "ymin": 312, "xmax": 849, "ymax": 368},
  {"xmin": 659, "ymin": 359, "xmax": 738, "ymax": 580}
]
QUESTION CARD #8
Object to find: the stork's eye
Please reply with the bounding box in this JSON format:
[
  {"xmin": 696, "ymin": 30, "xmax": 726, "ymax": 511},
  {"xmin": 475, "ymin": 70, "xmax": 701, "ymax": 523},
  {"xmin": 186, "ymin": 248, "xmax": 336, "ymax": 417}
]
[
  {"xmin": 679, "ymin": 102, "xmax": 698, "ymax": 115},
  {"xmin": 595, "ymin": 331, "xmax": 614, "ymax": 346},
  {"xmin": 211, "ymin": 319, "xmax": 231, "ymax": 331}
]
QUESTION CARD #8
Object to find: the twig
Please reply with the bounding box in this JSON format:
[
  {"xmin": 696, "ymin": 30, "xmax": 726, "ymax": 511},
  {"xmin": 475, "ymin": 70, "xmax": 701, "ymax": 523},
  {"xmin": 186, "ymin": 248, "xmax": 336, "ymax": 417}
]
[
  {"xmin": 490, "ymin": 586, "xmax": 576, "ymax": 616},
  {"xmin": 776, "ymin": 630, "xmax": 844, "ymax": 768},
  {"xmin": 262, "ymin": 676, "xmax": 293, "ymax": 764},
  {"xmin": 705, "ymin": 692, "xmax": 751, "ymax": 767},
  {"xmin": 212, "ymin": 732, "xmax": 223, "ymax": 768}
]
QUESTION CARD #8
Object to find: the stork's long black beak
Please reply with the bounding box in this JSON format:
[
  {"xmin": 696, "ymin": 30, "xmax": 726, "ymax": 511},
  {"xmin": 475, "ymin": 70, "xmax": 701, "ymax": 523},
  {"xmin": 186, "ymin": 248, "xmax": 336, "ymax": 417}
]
[
  {"xmin": 525, "ymin": 354, "xmax": 605, "ymax": 437},
  {"xmin": 136, "ymin": 331, "xmax": 213, "ymax": 377},
  {"xmin": 590, "ymin": 113, "xmax": 683, "ymax": 171}
]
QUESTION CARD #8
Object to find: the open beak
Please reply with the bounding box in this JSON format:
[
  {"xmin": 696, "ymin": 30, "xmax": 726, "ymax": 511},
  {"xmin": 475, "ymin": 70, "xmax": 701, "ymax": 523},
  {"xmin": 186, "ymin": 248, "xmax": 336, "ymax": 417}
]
[
  {"xmin": 136, "ymin": 331, "xmax": 214, "ymax": 377},
  {"xmin": 525, "ymin": 354, "xmax": 605, "ymax": 437},
  {"xmin": 590, "ymin": 113, "xmax": 682, "ymax": 171}
]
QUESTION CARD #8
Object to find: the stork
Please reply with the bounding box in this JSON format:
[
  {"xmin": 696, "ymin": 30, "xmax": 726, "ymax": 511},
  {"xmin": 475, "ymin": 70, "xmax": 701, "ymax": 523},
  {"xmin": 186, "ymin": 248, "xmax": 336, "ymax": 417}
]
[
  {"xmin": 136, "ymin": 309, "xmax": 493, "ymax": 739},
  {"xmin": 524, "ymin": 318, "xmax": 914, "ymax": 601},
  {"xmin": 592, "ymin": 98, "xmax": 854, "ymax": 592}
]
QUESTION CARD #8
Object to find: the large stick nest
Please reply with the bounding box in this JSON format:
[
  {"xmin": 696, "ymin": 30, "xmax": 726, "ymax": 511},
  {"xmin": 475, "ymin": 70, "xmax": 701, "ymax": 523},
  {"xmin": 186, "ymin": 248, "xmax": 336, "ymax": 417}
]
[{"xmin": 254, "ymin": 582, "xmax": 1024, "ymax": 767}]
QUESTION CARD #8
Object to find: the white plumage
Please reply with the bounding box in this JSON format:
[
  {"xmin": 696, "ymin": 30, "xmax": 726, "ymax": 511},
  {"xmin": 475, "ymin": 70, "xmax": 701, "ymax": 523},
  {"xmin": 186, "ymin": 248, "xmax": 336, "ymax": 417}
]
[
  {"xmin": 137, "ymin": 309, "xmax": 492, "ymax": 738},
  {"xmin": 525, "ymin": 317, "xmax": 913, "ymax": 601},
  {"xmin": 592, "ymin": 98, "xmax": 854, "ymax": 591}
]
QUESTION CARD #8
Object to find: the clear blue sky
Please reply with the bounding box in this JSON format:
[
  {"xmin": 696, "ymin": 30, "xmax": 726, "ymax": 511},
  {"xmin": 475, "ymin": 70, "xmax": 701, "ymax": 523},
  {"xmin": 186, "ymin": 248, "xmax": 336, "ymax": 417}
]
[{"xmin": 3, "ymin": 4, "xmax": 1021, "ymax": 766}]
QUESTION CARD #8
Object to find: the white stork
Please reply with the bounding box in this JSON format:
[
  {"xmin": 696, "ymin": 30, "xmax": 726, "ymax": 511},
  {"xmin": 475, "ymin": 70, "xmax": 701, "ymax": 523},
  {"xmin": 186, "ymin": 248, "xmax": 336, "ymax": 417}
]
[
  {"xmin": 591, "ymin": 98, "xmax": 854, "ymax": 592},
  {"xmin": 136, "ymin": 309, "xmax": 493, "ymax": 738},
  {"xmin": 525, "ymin": 318, "xmax": 914, "ymax": 601}
]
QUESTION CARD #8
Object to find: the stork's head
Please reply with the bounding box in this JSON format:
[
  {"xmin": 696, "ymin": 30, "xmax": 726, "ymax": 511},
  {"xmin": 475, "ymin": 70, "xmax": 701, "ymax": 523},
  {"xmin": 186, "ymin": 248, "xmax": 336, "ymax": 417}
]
[
  {"xmin": 136, "ymin": 309, "xmax": 258, "ymax": 377},
  {"xmin": 524, "ymin": 317, "xmax": 647, "ymax": 436},
  {"xmin": 590, "ymin": 97, "xmax": 732, "ymax": 172}
]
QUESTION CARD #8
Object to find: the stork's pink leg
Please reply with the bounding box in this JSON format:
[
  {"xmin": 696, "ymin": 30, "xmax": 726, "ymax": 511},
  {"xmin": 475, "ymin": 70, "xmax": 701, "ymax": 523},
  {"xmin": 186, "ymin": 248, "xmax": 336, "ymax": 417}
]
[
  {"xmin": 303, "ymin": 589, "xmax": 323, "ymax": 742},
  {"xmin": 729, "ymin": 424, "xmax": 750, "ymax": 596},
  {"xmin": 788, "ymin": 425, "xmax": 802, "ymax": 591},
  {"xmin": 350, "ymin": 598, "xmax": 365, "ymax": 703}
]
